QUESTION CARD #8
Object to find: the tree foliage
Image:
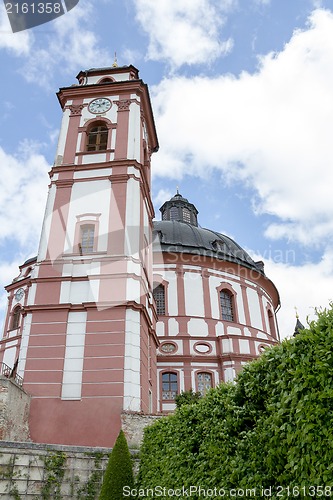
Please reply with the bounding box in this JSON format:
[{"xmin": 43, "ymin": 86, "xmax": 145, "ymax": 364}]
[
  {"xmin": 137, "ymin": 306, "xmax": 333, "ymax": 498},
  {"xmin": 175, "ymin": 389, "xmax": 201, "ymax": 408},
  {"xmin": 99, "ymin": 430, "xmax": 134, "ymax": 500}
]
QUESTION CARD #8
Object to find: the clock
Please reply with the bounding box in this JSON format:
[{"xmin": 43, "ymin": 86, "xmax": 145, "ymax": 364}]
[
  {"xmin": 88, "ymin": 98, "xmax": 111, "ymax": 114},
  {"xmin": 14, "ymin": 288, "xmax": 24, "ymax": 301}
]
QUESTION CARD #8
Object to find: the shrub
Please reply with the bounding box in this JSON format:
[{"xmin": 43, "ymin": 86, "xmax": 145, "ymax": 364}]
[
  {"xmin": 138, "ymin": 305, "xmax": 333, "ymax": 498},
  {"xmin": 99, "ymin": 430, "xmax": 134, "ymax": 500}
]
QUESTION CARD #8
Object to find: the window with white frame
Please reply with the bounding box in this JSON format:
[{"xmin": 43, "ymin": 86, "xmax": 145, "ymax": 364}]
[
  {"xmin": 162, "ymin": 372, "xmax": 178, "ymax": 400},
  {"xmin": 153, "ymin": 284, "xmax": 166, "ymax": 316},
  {"xmin": 197, "ymin": 372, "xmax": 212, "ymax": 396},
  {"xmin": 80, "ymin": 225, "xmax": 95, "ymax": 254},
  {"xmin": 220, "ymin": 289, "xmax": 234, "ymax": 321}
]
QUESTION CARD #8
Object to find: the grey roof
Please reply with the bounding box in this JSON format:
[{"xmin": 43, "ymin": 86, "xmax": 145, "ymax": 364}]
[
  {"xmin": 153, "ymin": 220, "xmax": 263, "ymax": 273},
  {"xmin": 23, "ymin": 256, "xmax": 37, "ymax": 266},
  {"xmin": 293, "ymin": 318, "xmax": 305, "ymax": 336}
]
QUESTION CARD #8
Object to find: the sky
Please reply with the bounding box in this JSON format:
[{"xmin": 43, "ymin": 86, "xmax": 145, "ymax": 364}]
[{"xmin": 0, "ymin": 0, "xmax": 333, "ymax": 338}]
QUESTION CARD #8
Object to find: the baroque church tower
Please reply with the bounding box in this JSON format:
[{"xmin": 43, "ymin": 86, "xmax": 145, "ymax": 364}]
[
  {"xmin": 0, "ymin": 65, "xmax": 159, "ymax": 447},
  {"xmin": 0, "ymin": 65, "xmax": 280, "ymax": 448}
]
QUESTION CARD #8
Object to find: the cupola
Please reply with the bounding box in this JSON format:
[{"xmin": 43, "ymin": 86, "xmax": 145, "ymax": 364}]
[{"xmin": 159, "ymin": 190, "xmax": 199, "ymax": 226}]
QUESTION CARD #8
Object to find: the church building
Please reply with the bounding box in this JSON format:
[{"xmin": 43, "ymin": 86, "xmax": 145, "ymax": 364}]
[{"xmin": 0, "ymin": 65, "xmax": 280, "ymax": 447}]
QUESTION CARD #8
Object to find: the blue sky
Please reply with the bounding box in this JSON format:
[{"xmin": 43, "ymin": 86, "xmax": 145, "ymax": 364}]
[{"xmin": 1, "ymin": 0, "xmax": 333, "ymax": 337}]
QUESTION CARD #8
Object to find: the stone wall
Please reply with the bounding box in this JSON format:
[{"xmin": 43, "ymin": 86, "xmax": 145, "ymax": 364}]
[
  {"xmin": 0, "ymin": 380, "xmax": 160, "ymax": 498},
  {"xmin": 121, "ymin": 411, "xmax": 163, "ymax": 447},
  {"xmin": 0, "ymin": 376, "xmax": 30, "ymax": 442},
  {"xmin": 0, "ymin": 441, "xmax": 113, "ymax": 499}
]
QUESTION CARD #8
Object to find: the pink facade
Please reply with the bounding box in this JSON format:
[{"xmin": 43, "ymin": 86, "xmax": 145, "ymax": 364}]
[{"xmin": 0, "ymin": 65, "xmax": 280, "ymax": 447}]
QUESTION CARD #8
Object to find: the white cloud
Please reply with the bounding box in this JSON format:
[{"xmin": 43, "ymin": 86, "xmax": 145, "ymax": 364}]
[
  {"xmin": 150, "ymin": 9, "xmax": 333, "ymax": 246},
  {"xmin": 0, "ymin": 143, "xmax": 49, "ymax": 334},
  {"xmin": 153, "ymin": 188, "xmax": 174, "ymax": 217},
  {"xmin": 0, "ymin": 5, "xmax": 32, "ymax": 55},
  {"xmin": 134, "ymin": 0, "xmax": 234, "ymax": 68},
  {"xmin": 23, "ymin": 0, "xmax": 111, "ymax": 87},
  {"xmin": 259, "ymin": 251, "xmax": 333, "ymax": 339},
  {"xmin": 0, "ymin": 143, "xmax": 49, "ymax": 250},
  {"xmin": 0, "ymin": 0, "xmax": 111, "ymax": 87},
  {"xmin": 0, "ymin": 259, "xmax": 25, "ymax": 333}
]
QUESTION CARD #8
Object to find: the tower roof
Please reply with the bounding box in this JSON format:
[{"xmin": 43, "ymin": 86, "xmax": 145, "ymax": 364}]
[
  {"xmin": 76, "ymin": 65, "xmax": 139, "ymax": 82},
  {"xmin": 293, "ymin": 317, "xmax": 305, "ymax": 336},
  {"xmin": 159, "ymin": 191, "xmax": 199, "ymax": 226}
]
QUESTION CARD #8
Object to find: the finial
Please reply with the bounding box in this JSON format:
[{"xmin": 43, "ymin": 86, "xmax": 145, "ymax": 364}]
[
  {"xmin": 112, "ymin": 52, "xmax": 118, "ymax": 68},
  {"xmin": 176, "ymin": 186, "xmax": 179, "ymax": 195},
  {"xmin": 294, "ymin": 306, "xmax": 299, "ymax": 319}
]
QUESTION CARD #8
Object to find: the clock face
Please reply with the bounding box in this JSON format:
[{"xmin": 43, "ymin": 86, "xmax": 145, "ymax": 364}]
[
  {"xmin": 15, "ymin": 288, "xmax": 24, "ymax": 301},
  {"xmin": 88, "ymin": 98, "xmax": 111, "ymax": 114}
]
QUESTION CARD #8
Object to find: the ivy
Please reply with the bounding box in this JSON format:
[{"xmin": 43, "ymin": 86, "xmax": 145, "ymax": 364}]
[
  {"xmin": 40, "ymin": 451, "xmax": 67, "ymax": 500},
  {"xmin": 76, "ymin": 452, "xmax": 105, "ymax": 499}
]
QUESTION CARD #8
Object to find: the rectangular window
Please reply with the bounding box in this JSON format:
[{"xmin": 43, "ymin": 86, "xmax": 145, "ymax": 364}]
[
  {"xmin": 162, "ymin": 372, "xmax": 178, "ymax": 400},
  {"xmin": 80, "ymin": 225, "xmax": 95, "ymax": 254},
  {"xmin": 220, "ymin": 290, "xmax": 234, "ymax": 321}
]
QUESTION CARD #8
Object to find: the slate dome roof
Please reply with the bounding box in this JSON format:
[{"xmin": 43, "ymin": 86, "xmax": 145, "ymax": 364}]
[
  {"xmin": 153, "ymin": 220, "xmax": 263, "ymax": 273},
  {"xmin": 153, "ymin": 192, "xmax": 264, "ymax": 274}
]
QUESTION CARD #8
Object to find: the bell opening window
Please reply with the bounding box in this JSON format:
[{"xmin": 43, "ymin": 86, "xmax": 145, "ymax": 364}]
[
  {"xmin": 80, "ymin": 225, "xmax": 95, "ymax": 254},
  {"xmin": 162, "ymin": 372, "xmax": 178, "ymax": 400},
  {"xmin": 197, "ymin": 372, "xmax": 213, "ymax": 396},
  {"xmin": 170, "ymin": 206, "xmax": 179, "ymax": 220},
  {"xmin": 153, "ymin": 284, "xmax": 165, "ymax": 316},
  {"xmin": 99, "ymin": 77, "xmax": 114, "ymax": 84},
  {"xmin": 10, "ymin": 306, "xmax": 22, "ymax": 331},
  {"xmin": 86, "ymin": 123, "xmax": 108, "ymax": 152},
  {"xmin": 220, "ymin": 289, "xmax": 234, "ymax": 321},
  {"xmin": 183, "ymin": 207, "xmax": 191, "ymax": 223}
]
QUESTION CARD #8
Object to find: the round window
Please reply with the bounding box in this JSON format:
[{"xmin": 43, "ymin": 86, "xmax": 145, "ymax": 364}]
[
  {"xmin": 160, "ymin": 343, "xmax": 177, "ymax": 353},
  {"xmin": 194, "ymin": 343, "xmax": 211, "ymax": 354}
]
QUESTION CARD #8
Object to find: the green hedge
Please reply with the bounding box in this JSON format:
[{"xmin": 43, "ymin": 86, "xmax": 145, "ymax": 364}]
[{"xmin": 137, "ymin": 306, "xmax": 333, "ymax": 498}]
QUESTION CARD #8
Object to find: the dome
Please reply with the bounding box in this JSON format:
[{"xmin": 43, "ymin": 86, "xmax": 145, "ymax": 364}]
[
  {"xmin": 153, "ymin": 220, "xmax": 264, "ymax": 274},
  {"xmin": 153, "ymin": 192, "xmax": 264, "ymax": 274}
]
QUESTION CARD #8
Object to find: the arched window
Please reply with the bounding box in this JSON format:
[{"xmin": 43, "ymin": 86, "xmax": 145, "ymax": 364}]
[
  {"xmin": 162, "ymin": 372, "xmax": 178, "ymax": 400},
  {"xmin": 79, "ymin": 224, "xmax": 95, "ymax": 254},
  {"xmin": 86, "ymin": 123, "xmax": 108, "ymax": 152},
  {"xmin": 197, "ymin": 372, "xmax": 213, "ymax": 396},
  {"xmin": 99, "ymin": 77, "xmax": 114, "ymax": 84},
  {"xmin": 11, "ymin": 306, "xmax": 21, "ymax": 330},
  {"xmin": 220, "ymin": 289, "xmax": 234, "ymax": 321},
  {"xmin": 153, "ymin": 284, "xmax": 165, "ymax": 316}
]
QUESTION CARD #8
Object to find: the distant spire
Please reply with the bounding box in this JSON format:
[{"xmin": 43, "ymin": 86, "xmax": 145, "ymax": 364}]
[
  {"xmin": 293, "ymin": 307, "xmax": 305, "ymax": 336},
  {"xmin": 112, "ymin": 52, "xmax": 118, "ymax": 68}
]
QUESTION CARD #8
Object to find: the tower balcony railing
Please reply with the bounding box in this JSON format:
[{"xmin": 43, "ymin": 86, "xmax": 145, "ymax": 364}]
[{"xmin": 0, "ymin": 362, "xmax": 23, "ymax": 388}]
